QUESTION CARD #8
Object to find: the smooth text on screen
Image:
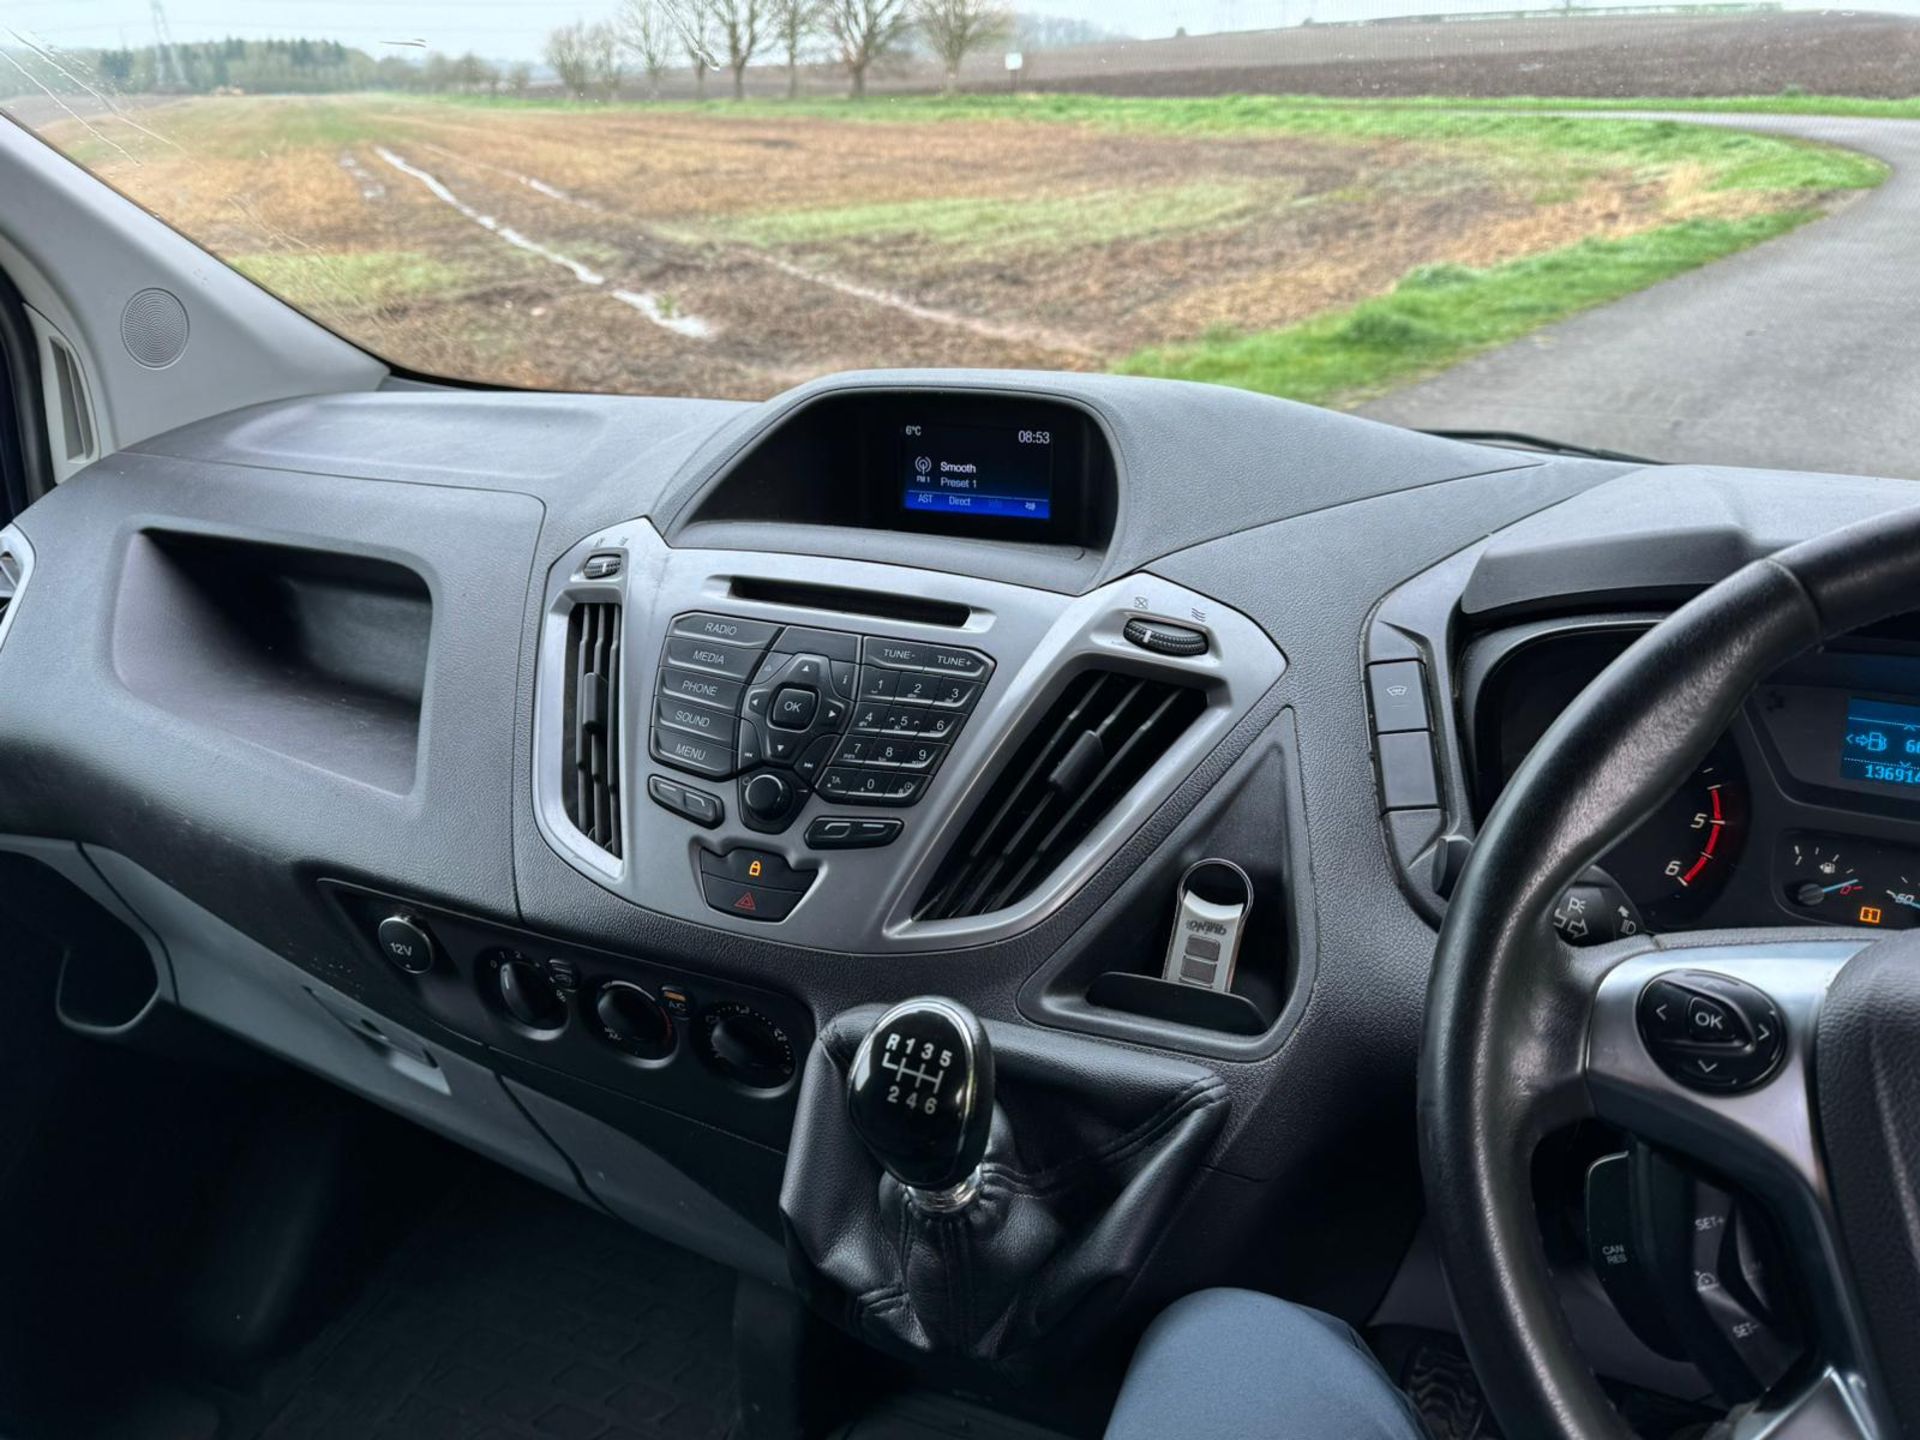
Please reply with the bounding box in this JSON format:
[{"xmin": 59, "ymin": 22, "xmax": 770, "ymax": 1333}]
[{"xmin": 899, "ymin": 422, "xmax": 1054, "ymax": 521}]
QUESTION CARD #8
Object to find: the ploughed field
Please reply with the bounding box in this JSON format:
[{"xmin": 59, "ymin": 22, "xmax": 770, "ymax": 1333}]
[{"xmin": 33, "ymin": 93, "xmax": 1883, "ymax": 402}]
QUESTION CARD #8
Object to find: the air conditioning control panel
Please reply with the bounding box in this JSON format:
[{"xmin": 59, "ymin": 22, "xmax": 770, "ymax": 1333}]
[
  {"xmin": 651, "ymin": 612, "xmax": 994, "ymax": 832},
  {"xmin": 534, "ymin": 525, "xmax": 1286, "ymax": 952}
]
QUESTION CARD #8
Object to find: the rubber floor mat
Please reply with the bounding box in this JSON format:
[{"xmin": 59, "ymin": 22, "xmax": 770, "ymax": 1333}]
[{"xmin": 250, "ymin": 1169, "xmax": 738, "ymax": 1440}]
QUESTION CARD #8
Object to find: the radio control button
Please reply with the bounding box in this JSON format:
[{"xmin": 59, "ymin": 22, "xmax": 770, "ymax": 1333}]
[
  {"xmin": 658, "ymin": 669, "xmax": 743, "ymax": 711},
  {"xmin": 670, "ymin": 613, "xmax": 781, "ymax": 648},
  {"xmin": 655, "ymin": 695, "xmax": 731, "ymax": 740},
  {"xmin": 857, "ymin": 668, "xmax": 897, "ymax": 700},
  {"xmin": 769, "ymin": 685, "xmax": 819, "ymax": 731},
  {"xmin": 921, "ymin": 645, "xmax": 992, "ymax": 679},
  {"xmin": 665, "ymin": 636, "xmax": 764, "ymax": 682},
  {"xmin": 917, "ymin": 711, "xmax": 963, "ymax": 741},
  {"xmin": 863, "ymin": 638, "xmax": 932, "ymax": 670},
  {"xmin": 651, "ymin": 728, "xmax": 734, "ymax": 779}
]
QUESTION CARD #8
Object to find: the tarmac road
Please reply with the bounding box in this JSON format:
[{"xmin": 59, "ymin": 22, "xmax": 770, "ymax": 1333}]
[{"xmin": 1362, "ymin": 113, "xmax": 1920, "ymax": 479}]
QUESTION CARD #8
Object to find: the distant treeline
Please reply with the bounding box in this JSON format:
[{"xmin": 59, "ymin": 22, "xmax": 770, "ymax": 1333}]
[{"xmin": 0, "ymin": 37, "xmax": 527, "ymax": 100}]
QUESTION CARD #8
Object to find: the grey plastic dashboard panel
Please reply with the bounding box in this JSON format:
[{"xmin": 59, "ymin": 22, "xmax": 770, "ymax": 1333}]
[{"xmin": 534, "ymin": 521, "xmax": 1287, "ymax": 952}]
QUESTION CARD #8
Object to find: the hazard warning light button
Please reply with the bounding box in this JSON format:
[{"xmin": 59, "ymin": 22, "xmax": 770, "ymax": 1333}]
[{"xmin": 698, "ymin": 847, "xmax": 816, "ymax": 922}]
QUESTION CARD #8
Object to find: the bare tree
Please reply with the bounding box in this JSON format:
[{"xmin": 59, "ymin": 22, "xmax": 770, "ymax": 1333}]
[
  {"xmin": 585, "ymin": 20, "xmax": 624, "ymax": 100},
  {"xmin": 768, "ymin": 0, "xmax": 819, "ymax": 98},
  {"xmin": 713, "ymin": 0, "xmax": 764, "ymax": 99},
  {"xmin": 619, "ymin": 0, "xmax": 673, "ymax": 97},
  {"xmin": 666, "ymin": 0, "xmax": 717, "ymax": 97},
  {"xmin": 820, "ymin": 0, "xmax": 909, "ymax": 98},
  {"xmin": 914, "ymin": 0, "xmax": 1008, "ymax": 93},
  {"xmin": 507, "ymin": 60, "xmax": 532, "ymax": 97},
  {"xmin": 545, "ymin": 23, "xmax": 593, "ymax": 98}
]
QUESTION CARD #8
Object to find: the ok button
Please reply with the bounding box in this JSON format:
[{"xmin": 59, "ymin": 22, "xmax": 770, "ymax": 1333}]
[
  {"xmin": 770, "ymin": 685, "xmax": 819, "ymax": 731},
  {"xmin": 1687, "ymin": 995, "xmax": 1738, "ymax": 1042}
]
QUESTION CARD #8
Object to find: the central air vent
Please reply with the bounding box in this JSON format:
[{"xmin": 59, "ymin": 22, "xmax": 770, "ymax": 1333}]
[
  {"xmin": 0, "ymin": 550, "xmax": 20, "ymax": 635},
  {"xmin": 917, "ymin": 669, "xmax": 1207, "ymax": 920},
  {"xmin": 563, "ymin": 600, "xmax": 622, "ymax": 856}
]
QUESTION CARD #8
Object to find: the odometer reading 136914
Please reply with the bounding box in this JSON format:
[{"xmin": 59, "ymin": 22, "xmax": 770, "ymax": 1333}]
[{"xmin": 1597, "ymin": 743, "xmax": 1748, "ymax": 926}]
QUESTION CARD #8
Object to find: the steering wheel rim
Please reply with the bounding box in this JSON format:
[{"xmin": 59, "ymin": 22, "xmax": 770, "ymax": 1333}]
[{"xmin": 1418, "ymin": 506, "xmax": 1920, "ymax": 1438}]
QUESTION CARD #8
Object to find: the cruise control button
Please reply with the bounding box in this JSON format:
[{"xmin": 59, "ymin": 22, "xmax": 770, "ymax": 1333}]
[
  {"xmin": 770, "ymin": 686, "xmax": 819, "ymax": 731},
  {"xmin": 806, "ymin": 817, "xmax": 902, "ymax": 849},
  {"xmin": 665, "ymin": 636, "xmax": 765, "ymax": 681},
  {"xmin": 655, "ymin": 695, "xmax": 732, "ymax": 739},
  {"xmin": 671, "ymin": 613, "xmax": 781, "ymax": 648},
  {"xmin": 651, "ymin": 728, "xmax": 734, "ymax": 778}
]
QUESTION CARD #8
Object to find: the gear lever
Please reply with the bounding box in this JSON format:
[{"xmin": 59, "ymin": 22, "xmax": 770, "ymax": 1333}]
[{"xmin": 847, "ymin": 996, "xmax": 995, "ymax": 1211}]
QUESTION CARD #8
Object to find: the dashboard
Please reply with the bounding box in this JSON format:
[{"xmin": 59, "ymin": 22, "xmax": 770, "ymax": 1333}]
[{"xmin": 4, "ymin": 367, "xmax": 1920, "ymax": 1391}]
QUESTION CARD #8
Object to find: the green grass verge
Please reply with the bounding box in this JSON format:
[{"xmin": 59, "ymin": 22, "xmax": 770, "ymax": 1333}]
[
  {"xmin": 229, "ymin": 250, "xmax": 481, "ymax": 311},
  {"xmin": 1245, "ymin": 93, "xmax": 1920, "ymax": 120},
  {"xmin": 708, "ymin": 179, "xmax": 1273, "ymax": 255},
  {"xmin": 1115, "ymin": 209, "xmax": 1814, "ymax": 407},
  {"xmin": 428, "ymin": 90, "xmax": 1886, "ymax": 193}
]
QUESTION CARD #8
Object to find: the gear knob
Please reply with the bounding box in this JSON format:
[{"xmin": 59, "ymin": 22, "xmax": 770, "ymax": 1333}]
[{"xmin": 847, "ymin": 997, "xmax": 994, "ymax": 1207}]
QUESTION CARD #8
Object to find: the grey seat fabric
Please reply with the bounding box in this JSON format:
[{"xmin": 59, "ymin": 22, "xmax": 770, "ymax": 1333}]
[{"xmin": 1104, "ymin": 1289, "xmax": 1428, "ymax": 1440}]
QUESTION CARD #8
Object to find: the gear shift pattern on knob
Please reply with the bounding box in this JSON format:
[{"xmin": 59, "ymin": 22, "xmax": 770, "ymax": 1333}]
[{"xmin": 847, "ymin": 996, "xmax": 994, "ymax": 1209}]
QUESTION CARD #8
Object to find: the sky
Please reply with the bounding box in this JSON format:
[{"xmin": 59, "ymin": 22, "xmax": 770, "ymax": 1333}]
[{"xmin": 7, "ymin": 0, "xmax": 1912, "ymax": 61}]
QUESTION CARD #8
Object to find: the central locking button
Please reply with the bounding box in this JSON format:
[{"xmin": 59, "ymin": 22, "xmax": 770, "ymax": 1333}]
[{"xmin": 770, "ymin": 685, "xmax": 819, "ymax": 731}]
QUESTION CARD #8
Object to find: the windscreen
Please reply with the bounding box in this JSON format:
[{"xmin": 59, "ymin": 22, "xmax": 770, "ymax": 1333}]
[{"xmin": 2, "ymin": 2, "xmax": 1912, "ymax": 474}]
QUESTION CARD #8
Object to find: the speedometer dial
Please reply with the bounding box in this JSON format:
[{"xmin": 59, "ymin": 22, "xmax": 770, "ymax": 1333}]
[{"xmin": 1596, "ymin": 743, "xmax": 1747, "ymax": 926}]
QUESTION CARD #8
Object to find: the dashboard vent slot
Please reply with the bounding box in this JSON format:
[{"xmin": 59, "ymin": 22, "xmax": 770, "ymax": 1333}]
[
  {"xmin": 563, "ymin": 600, "xmax": 623, "ymax": 857},
  {"xmin": 0, "ymin": 551, "xmax": 17, "ymax": 629},
  {"xmin": 917, "ymin": 669, "xmax": 1206, "ymax": 920}
]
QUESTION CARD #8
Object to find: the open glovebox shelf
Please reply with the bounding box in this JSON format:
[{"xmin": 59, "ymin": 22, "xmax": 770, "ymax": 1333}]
[
  {"xmin": 111, "ymin": 530, "xmax": 431, "ymax": 794},
  {"xmin": 1017, "ymin": 724, "xmax": 1310, "ymax": 1061}
]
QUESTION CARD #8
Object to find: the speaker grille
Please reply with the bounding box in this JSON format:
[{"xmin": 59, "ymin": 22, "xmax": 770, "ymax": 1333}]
[{"xmin": 120, "ymin": 288, "xmax": 190, "ymax": 368}]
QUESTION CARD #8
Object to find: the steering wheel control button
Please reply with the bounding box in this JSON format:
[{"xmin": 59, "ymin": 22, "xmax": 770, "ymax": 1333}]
[
  {"xmin": 769, "ymin": 685, "xmax": 818, "ymax": 730},
  {"xmin": 1367, "ymin": 660, "xmax": 1431, "ymax": 734},
  {"xmin": 1124, "ymin": 617, "xmax": 1209, "ymax": 658},
  {"xmin": 1636, "ymin": 972, "xmax": 1785, "ymax": 1092},
  {"xmin": 651, "ymin": 728, "xmax": 734, "ymax": 779},
  {"xmin": 593, "ymin": 981, "xmax": 677, "ymax": 1060},
  {"xmin": 669, "ymin": 612, "xmax": 781, "ymax": 648},
  {"xmin": 806, "ymin": 817, "xmax": 903, "ymax": 849},
  {"xmin": 647, "ymin": 774, "xmax": 722, "ymax": 828},
  {"xmin": 376, "ymin": 914, "xmax": 436, "ymax": 974},
  {"xmin": 1376, "ymin": 731, "xmax": 1440, "ymax": 811}
]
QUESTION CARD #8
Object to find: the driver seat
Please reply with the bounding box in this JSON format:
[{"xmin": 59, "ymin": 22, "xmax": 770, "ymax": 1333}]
[{"xmin": 1105, "ymin": 1289, "xmax": 1427, "ymax": 1440}]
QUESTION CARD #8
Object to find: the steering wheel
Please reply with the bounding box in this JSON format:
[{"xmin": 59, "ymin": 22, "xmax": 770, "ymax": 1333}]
[{"xmin": 1421, "ymin": 509, "xmax": 1920, "ymax": 1439}]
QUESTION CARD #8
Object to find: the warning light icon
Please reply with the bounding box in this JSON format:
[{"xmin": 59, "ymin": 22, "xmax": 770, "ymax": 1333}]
[
  {"xmin": 734, "ymin": 892, "xmax": 758, "ymax": 912},
  {"xmin": 748, "ymin": 859, "xmax": 763, "ymax": 878},
  {"xmin": 1859, "ymin": 904, "xmax": 1884, "ymax": 926}
]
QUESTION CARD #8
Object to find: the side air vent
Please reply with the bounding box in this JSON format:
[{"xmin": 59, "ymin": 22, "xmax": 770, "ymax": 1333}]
[
  {"xmin": 917, "ymin": 669, "xmax": 1208, "ymax": 920},
  {"xmin": 0, "ymin": 551, "xmax": 18, "ymax": 630},
  {"xmin": 563, "ymin": 601, "xmax": 622, "ymax": 857}
]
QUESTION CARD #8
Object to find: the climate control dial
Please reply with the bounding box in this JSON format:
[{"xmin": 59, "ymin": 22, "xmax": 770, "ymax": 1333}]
[
  {"xmin": 698, "ymin": 1003, "xmax": 796, "ymax": 1089},
  {"xmin": 593, "ymin": 981, "xmax": 676, "ymax": 1061}
]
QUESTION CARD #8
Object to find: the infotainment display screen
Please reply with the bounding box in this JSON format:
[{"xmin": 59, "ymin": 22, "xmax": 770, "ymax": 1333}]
[
  {"xmin": 1841, "ymin": 696, "xmax": 1920, "ymax": 789},
  {"xmin": 898, "ymin": 421, "xmax": 1054, "ymax": 521}
]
